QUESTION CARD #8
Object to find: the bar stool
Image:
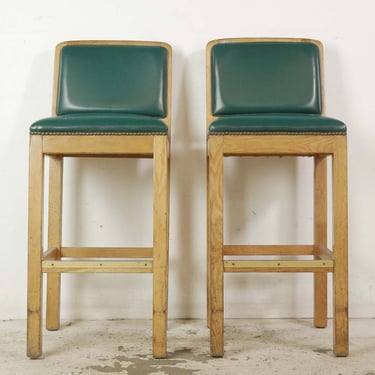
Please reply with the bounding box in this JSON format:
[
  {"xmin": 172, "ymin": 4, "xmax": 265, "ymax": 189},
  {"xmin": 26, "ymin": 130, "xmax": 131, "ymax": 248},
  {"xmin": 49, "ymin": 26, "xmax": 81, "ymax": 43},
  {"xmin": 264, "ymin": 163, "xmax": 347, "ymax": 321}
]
[
  {"xmin": 27, "ymin": 40, "xmax": 171, "ymax": 358},
  {"xmin": 206, "ymin": 38, "xmax": 348, "ymax": 357}
]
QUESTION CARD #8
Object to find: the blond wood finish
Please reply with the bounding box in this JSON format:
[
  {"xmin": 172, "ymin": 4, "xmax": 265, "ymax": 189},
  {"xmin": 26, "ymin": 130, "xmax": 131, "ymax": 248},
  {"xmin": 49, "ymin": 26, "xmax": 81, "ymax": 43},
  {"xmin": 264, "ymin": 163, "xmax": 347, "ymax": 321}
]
[
  {"xmin": 152, "ymin": 136, "xmax": 169, "ymax": 358},
  {"xmin": 332, "ymin": 137, "xmax": 348, "ymax": 356},
  {"xmin": 224, "ymin": 245, "xmax": 314, "ymax": 256},
  {"xmin": 314, "ymin": 156, "xmax": 328, "ymax": 328},
  {"xmin": 60, "ymin": 247, "xmax": 153, "ymax": 258},
  {"xmin": 42, "ymin": 260, "xmax": 153, "ymax": 273},
  {"xmin": 43, "ymin": 135, "xmax": 155, "ymax": 157},
  {"xmin": 27, "ymin": 40, "xmax": 171, "ymax": 359},
  {"xmin": 208, "ymin": 136, "xmax": 224, "ymax": 357},
  {"xmin": 206, "ymin": 146, "xmax": 211, "ymax": 329},
  {"xmin": 46, "ymin": 156, "xmax": 63, "ymax": 331},
  {"xmin": 206, "ymin": 38, "xmax": 348, "ymax": 358},
  {"xmin": 206, "ymin": 38, "xmax": 325, "ymax": 127},
  {"xmin": 27, "ymin": 136, "xmax": 44, "ymax": 359},
  {"xmin": 224, "ymin": 260, "xmax": 333, "ymax": 273},
  {"xmin": 42, "ymin": 245, "xmax": 155, "ymax": 273},
  {"xmin": 317, "ymin": 246, "xmax": 334, "ymax": 261},
  {"xmin": 43, "ymin": 247, "xmax": 59, "ymax": 260},
  {"xmin": 222, "ymin": 135, "xmax": 335, "ymax": 156},
  {"xmin": 52, "ymin": 40, "xmax": 173, "ymax": 129}
]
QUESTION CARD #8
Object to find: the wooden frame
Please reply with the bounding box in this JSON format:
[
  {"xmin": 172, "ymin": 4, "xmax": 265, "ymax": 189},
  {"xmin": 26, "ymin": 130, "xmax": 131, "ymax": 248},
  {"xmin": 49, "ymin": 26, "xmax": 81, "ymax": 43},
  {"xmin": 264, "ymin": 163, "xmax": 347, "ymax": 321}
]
[
  {"xmin": 27, "ymin": 40, "xmax": 171, "ymax": 359},
  {"xmin": 206, "ymin": 38, "xmax": 348, "ymax": 357}
]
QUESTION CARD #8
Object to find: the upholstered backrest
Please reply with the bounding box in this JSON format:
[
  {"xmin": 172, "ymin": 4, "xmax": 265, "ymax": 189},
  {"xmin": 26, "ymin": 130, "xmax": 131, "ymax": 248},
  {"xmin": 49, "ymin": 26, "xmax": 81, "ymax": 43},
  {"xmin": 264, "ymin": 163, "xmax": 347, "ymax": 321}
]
[
  {"xmin": 210, "ymin": 40, "xmax": 323, "ymax": 116},
  {"xmin": 54, "ymin": 42, "xmax": 169, "ymax": 118}
]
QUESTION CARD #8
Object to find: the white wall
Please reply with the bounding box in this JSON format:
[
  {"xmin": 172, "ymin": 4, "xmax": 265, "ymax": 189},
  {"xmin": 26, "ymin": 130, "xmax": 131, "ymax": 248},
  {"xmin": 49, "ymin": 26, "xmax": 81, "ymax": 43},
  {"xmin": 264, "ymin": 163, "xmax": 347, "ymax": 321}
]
[{"xmin": 1, "ymin": 0, "xmax": 374, "ymax": 320}]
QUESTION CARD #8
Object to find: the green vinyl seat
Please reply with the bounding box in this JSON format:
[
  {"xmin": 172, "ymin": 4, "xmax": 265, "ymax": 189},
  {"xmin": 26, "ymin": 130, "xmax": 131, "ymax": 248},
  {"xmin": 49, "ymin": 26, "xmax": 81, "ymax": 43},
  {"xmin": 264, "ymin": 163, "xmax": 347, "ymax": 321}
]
[
  {"xmin": 209, "ymin": 113, "xmax": 346, "ymax": 134},
  {"xmin": 206, "ymin": 38, "xmax": 348, "ymax": 358},
  {"xmin": 30, "ymin": 113, "xmax": 168, "ymax": 134},
  {"xmin": 27, "ymin": 41, "xmax": 172, "ymax": 359}
]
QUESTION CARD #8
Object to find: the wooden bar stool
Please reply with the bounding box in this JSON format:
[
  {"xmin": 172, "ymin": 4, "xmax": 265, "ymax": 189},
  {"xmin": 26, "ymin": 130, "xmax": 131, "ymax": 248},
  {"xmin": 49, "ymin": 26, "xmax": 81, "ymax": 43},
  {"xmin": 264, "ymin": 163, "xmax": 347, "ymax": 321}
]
[
  {"xmin": 206, "ymin": 38, "xmax": 348, "ymax": 357},
  {"xmin": 27, "ymin": 40, "xmax": 171, "ymax": 359}
]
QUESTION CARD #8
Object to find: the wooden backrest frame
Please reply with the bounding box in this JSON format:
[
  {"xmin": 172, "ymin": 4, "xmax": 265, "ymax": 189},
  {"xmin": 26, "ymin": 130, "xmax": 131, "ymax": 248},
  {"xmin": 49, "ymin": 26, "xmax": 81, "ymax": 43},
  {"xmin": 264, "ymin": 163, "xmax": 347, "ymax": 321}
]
[
  {"xmin": 51, "ymin": 40, "xmax": 172, "ymax": 130},
  {"xmin": 206, "ymin": 37, "xmax": 326, "ymax": 128}
]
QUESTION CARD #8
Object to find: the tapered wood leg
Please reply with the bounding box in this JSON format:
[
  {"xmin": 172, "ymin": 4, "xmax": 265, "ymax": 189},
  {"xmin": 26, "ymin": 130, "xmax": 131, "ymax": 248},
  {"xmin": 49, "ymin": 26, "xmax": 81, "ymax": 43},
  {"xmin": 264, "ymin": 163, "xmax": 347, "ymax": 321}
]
[
  {"xmin": 46, "ymin": 156, "xmax": 63, "ymax": 331},
  {"xmin": 208, "ymin": 136, "xmax": 224, "ymax": 357},
  {"xmin": 27, "ymin": 136, "xmax": 44, "ymax": 359},
  {"xmin": 313, "ymin": 156, "xmax": 328, "ymax": 328},
  {"xmin": 332, "ymin": 136, "xmax": 349, "ymax": 356},
  {"xmin": 152, "ymin": 136, "xmax": 169, "ymax": 358}
]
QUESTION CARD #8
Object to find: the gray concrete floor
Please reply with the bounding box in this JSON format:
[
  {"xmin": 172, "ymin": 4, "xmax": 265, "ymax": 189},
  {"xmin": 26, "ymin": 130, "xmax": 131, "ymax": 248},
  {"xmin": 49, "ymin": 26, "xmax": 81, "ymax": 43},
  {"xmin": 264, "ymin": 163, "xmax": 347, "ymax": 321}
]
[{"xmin": 1, "ymin": 319, "xmax": 374, "ymax": 374}]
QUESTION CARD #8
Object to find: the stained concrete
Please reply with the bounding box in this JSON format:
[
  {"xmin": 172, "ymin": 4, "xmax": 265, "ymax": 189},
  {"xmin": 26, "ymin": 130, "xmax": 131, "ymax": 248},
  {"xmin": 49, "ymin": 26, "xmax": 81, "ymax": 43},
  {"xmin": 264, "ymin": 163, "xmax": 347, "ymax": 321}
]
[{"xmin": 1, "ymin": 319, "xmax": 375, "ymax": 374}]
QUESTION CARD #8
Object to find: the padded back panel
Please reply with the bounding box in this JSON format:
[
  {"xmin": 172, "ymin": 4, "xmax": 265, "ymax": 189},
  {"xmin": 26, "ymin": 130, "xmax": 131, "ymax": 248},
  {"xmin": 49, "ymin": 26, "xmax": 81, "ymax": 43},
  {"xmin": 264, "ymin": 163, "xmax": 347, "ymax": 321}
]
[
  {"xmin": 56, "ymin": 44, "xmax": 168, "ymax": 117},
  {"xmin": 211, "ymin": 42, "xmax": 322, "ymax": 115}
]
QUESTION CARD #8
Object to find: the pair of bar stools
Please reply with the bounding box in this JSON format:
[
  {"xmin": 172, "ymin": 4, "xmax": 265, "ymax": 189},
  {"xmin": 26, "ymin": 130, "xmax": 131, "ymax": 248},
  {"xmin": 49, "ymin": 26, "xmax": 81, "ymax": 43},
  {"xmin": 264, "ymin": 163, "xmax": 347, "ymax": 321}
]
[{"xmin": 27, "ymin": 38, "xmax": 348, "ymax": 359}]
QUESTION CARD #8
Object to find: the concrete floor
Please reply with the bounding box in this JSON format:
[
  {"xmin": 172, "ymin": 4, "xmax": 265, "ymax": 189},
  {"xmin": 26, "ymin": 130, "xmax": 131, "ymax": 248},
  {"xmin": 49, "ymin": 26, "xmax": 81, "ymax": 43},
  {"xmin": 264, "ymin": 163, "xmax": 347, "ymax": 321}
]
[{"xmin": 1, "ymin": 319, "xmax": 374, "ymax": 374}]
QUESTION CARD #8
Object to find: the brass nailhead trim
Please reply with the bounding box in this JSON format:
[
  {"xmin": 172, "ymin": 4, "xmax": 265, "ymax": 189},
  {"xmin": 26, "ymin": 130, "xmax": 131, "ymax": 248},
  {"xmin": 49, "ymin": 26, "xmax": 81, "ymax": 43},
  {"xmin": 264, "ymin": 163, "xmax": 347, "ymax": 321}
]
[
  {"xmin": 209, "ymin": 132, "xmax": 346, "ymax": 135},
  {"xmin": 30, "ymin": 132, "xmax": 167, "ymax": 136}
]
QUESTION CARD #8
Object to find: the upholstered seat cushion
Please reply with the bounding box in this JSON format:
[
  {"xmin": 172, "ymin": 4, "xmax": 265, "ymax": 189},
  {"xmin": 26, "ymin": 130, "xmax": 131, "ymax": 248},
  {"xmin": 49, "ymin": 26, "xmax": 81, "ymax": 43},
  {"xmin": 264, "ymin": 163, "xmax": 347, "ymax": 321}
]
[
  {"xmin": 30, "ymin": 113, "xmax": 168, "ymax": 134},
  {"xmin": 209, "ymin": 114, "xmax": 346, "ymax": 134}
]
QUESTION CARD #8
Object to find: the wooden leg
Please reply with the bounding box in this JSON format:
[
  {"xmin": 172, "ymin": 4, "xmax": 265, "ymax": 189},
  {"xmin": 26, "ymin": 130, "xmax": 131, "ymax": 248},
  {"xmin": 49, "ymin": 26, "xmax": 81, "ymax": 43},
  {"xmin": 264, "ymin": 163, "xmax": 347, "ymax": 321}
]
[
  {"xmin": 332, "ymin": 136, "xmax": 349, "ymax": 356},
  {"xmin": 27, "ymin": 136, "xmax": 44, "ymax": 358},
  {"xmin": 152, "ymin": 136, "xmax": 169, "ymax": 358},
  {"xmin": 313, "ymin": 156, "xmax": 328, "ymax": 328},
  {"xmin": 46, "ymin": 156, "xmax": 63, "ymax": 331},
  {"xmin": 208, "ymin": 136, "xmax": 224, "ymax": 357},
  {"xmin": 206, "ymin": 148, "xmax": 211, "ymax": 328}
]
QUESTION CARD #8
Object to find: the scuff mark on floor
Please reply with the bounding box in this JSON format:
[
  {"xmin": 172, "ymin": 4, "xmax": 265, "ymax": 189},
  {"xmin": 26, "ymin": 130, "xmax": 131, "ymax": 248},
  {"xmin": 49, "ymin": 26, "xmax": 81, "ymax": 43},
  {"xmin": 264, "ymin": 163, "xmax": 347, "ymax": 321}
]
[
  {"xmin": 83, "ymin": 346, "xmax": 204, "ymax": 374},
  {"xmin": 313, "ymin": 348, "xmax": 331, "ymax": 355},
  {"xmin": 84, "ymin": 361, "xmax": 126, "ymax": 373}
]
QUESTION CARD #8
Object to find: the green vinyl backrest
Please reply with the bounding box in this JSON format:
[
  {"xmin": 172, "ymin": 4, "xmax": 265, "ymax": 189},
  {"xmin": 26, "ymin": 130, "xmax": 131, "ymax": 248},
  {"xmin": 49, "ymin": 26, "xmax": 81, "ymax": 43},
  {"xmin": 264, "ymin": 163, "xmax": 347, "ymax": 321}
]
[
  {"xmin": 55, "ymin": 44, "xmax": 168, "ymax": 117},
  {"xmin": 210, "ymin": 41, "xmax": 322, "ymax": 116}
]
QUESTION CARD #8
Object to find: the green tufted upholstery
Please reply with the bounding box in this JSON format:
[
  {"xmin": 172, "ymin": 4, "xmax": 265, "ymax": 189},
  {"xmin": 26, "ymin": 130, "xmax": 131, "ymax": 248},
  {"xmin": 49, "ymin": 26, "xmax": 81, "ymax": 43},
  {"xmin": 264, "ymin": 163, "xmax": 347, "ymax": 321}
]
[
  {"xmin": 30, "ymin": 44, "xmax": 169, "ymax": 134},
  {"xmin": 209, "ymin": 41, "xmax": 346, "ymax": 134}
]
